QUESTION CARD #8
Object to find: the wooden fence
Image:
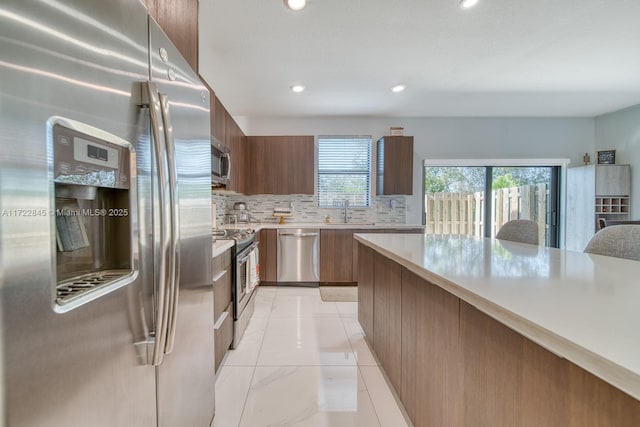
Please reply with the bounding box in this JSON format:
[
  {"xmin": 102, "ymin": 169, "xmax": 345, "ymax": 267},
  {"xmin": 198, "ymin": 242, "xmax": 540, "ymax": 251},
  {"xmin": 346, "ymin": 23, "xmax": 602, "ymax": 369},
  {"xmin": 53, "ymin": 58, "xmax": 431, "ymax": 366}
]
[{"xmin": 425, "ymin": 184, "xmax": 548, "ymax": 244}]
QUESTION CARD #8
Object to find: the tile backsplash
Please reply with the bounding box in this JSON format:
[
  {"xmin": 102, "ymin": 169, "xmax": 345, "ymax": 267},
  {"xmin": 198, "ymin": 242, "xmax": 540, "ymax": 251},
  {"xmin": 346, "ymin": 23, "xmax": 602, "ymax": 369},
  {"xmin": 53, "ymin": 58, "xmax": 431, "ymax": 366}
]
[{"xmin": 212, "ymin": 192, "xmax": 406, "ymax": 226}]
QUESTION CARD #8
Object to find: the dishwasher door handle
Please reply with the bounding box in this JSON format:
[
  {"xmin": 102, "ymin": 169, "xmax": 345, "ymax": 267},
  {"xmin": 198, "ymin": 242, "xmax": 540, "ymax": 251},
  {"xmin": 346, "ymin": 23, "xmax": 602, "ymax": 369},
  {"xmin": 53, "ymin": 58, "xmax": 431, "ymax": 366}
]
[{"xmin": 279, "ymin": 233, "xmax": 319, "ymax": 237}]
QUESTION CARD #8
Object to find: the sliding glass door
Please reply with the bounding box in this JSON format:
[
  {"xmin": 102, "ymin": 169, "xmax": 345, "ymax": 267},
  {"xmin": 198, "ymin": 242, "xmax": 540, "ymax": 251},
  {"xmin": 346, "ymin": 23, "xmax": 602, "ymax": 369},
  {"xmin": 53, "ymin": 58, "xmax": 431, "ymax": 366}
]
[{"xmin": 424, "ymin": 164, "xmax": 560, "ymax": 247}]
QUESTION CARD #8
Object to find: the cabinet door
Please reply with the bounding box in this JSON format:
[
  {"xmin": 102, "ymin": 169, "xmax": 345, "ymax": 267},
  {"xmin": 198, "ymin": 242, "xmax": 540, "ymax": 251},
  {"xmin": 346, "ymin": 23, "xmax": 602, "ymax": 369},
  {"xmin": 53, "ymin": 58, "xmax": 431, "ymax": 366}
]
[
  {"xmin": 259, "ymin": 229, "xmax": 277, "ymax": 282},
  {"xmin": 212, "ymin": 96, "xmax": 226, "ymax": 145},
  {"xmin": 281, "ymin": 136, "xmax": 314, "ymax": 194},
  {"xmin": 212, "ymin": 249, "xmax": 232, "ymax": 322},
  {"xmin": 225, "ymin": 112, "xmax": 245, "ymax": 193},
  {"xmin": 214, "ymin": 302, "xmax": 233, "ymax": 373},
  {"xmin": 245, "ymin": 136, "xmax": 313, "ymax": 195},
  {"xmin": 245, "ymin": 137, "xmax": 282, "ymax": 194},
  {"xmin": 357, "ymin": 243, "xmax": 375, "ymax": 341},
  {"xmin": 377, "ymin": 136, "xmax": 413, "ymax": 195},
  {"xmin": 373, "ymin": 252, "xmax": 402, "ymax": 391},
  {"xmin": 152, "ymin": 0, "xmax": 199, "ymax": 72},
  {"xmin": 460, "ymin": 301, "xmax": 524, "ymax": 427},
  {"xmin": 595, "ymin": 165, "xmax": 630, "ymax": 195},
  {"xmin": 401, "ymin": 268, "xmax": 461, "ymax": 427},
  {"xmin": 320, "ymin": 229, "xmax": 355, "ymax": 283}
]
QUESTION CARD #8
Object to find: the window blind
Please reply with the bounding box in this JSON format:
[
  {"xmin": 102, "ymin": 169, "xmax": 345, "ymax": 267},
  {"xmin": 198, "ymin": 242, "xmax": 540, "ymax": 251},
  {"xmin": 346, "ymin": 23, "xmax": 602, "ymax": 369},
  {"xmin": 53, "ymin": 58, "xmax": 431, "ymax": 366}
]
[{"xmin": 317, "ymin": 136, "xmax": 372, "ymax": 208}]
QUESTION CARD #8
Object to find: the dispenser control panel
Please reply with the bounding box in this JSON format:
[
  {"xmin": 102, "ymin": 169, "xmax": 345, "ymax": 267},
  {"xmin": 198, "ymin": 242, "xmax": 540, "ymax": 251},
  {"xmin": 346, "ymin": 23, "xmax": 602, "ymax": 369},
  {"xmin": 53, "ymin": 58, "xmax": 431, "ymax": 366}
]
[{"xmin": 53, "ymin": 124, "xmax": 130, "ymax": 189}]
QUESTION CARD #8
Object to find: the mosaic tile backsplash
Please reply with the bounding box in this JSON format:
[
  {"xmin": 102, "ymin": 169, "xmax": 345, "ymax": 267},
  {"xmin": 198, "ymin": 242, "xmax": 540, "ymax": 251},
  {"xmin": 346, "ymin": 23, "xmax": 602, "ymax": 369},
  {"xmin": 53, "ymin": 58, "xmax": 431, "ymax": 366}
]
[{"xmin": 212, "ymin": 193, "xmax": 406, "ymax": 226}]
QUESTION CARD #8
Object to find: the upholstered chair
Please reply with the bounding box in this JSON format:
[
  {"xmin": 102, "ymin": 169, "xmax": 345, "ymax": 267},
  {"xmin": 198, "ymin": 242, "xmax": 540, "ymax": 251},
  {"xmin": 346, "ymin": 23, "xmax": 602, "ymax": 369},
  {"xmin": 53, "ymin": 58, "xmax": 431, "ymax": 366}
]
[
  {"xmin": 496, "ymin": 219, "xmax": 539, "ymax": 245},
  {"xmin": 583, "ymin": 225, "xmax": 640, "ymax": 261}
]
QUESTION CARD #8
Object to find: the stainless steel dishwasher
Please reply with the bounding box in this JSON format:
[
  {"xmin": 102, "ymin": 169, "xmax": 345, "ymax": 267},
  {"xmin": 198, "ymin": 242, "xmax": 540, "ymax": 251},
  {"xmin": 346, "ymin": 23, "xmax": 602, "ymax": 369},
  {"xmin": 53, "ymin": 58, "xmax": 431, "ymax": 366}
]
[{"xmin": 277, "ymin": 228, "xmax": 320, "ymax": 284}]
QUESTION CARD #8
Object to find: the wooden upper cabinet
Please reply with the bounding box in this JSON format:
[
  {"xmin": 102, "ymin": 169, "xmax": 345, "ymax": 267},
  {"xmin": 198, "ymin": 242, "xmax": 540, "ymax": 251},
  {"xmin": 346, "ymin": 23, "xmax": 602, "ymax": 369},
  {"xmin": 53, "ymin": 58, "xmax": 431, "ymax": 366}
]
[
  {"xmin": 595, "ymin": 164, "xmax": 630, "ymax": 195},
  {"xmin": 212, "ymin": 96, "xmax": 226, "ymax": 145},
  {"xmin": 225, "ymin": 111, "xmax": 245, "ymax": 193},
  {"xmin": 377, "ymin": 136, "xmax": 413, "ymax": 195},
  {"xmin": 146, "ymin": 0, "xmax": 199, "ymax": 72},
  {"xmin": 245, "ymin": 136, "xmax": 314, "ymax": 195}
]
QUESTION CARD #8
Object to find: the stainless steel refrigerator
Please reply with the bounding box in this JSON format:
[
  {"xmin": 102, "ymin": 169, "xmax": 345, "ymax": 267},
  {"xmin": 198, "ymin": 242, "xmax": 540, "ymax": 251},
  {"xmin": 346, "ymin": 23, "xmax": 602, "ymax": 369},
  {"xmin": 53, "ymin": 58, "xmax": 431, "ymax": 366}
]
[{"xmin": 0, "ymin": 1, "xmax": 214, "ymax": 425}]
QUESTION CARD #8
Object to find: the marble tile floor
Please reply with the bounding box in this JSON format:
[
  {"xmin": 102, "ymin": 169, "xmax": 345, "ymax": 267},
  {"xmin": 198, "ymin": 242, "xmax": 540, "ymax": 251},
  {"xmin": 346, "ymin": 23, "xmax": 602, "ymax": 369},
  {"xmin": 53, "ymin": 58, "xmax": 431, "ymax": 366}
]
[{"xmin": 212, "ymin": 286, "xmax": 411, "ymax": 427}]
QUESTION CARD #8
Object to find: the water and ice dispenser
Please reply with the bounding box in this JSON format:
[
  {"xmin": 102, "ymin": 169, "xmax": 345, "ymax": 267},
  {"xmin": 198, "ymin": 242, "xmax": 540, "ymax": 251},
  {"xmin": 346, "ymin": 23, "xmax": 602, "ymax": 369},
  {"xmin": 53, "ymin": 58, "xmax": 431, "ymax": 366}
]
[{"xmin": 50, "ymin": 118, "xmax": 137, "ymax": 311}]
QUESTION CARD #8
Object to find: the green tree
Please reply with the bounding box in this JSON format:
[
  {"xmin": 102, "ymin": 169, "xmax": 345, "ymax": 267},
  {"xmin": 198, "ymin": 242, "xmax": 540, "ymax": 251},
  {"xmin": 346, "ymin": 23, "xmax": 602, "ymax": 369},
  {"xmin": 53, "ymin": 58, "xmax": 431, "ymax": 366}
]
[
  {"xmin": 424, "ymin": 167, "xmax": 484, "ymax": 193},
  {"xmin": 492, "ymin": 173, "xmax": 518, "ymax": 189}
]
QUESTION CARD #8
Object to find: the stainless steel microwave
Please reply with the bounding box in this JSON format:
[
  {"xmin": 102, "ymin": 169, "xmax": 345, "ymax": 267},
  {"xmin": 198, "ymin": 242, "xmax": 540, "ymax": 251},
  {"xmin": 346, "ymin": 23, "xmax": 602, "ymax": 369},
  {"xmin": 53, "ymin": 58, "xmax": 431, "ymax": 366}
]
[{"xmin": 211, "ymin": 139, "xmax": 230, "ymax": 186}]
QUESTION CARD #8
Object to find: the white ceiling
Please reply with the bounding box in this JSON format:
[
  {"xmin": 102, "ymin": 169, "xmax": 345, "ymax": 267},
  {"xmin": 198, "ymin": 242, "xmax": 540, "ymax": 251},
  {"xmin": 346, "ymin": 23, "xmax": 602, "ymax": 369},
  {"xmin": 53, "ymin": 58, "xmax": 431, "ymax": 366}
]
[{"xmin": 198, "ymin": 0, "xmax": 640, "ymax": 118}]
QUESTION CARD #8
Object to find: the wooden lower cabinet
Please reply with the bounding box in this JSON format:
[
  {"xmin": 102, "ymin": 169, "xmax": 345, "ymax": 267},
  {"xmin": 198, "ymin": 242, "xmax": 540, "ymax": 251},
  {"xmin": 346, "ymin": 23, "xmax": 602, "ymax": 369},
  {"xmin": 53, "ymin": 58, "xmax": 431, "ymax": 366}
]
[
  {"xmin": 212, "ymin": 249, "xmax": 231, "ymax": 322},
  {"xmin": 352, "ymin": 228, "xmax": 422, "ymax": 282},
  {"xmin": 460, "ymin": 300, "xmax": 524, "ymax": 426},
  {"xmin": 214, "ymin": 303, "xmax": 233, "ymax": 373},
  {"xmin": 259, "ymin": 229, "xmax": 277, "ymax": 283},
  {"xmin": 357, "ymin": 248, "xmax": 640, "ymax": 427},
  {"xmin": 213, "ymin": 248, "xmax": 232, "ymax": 373},
  {"xmin": 460, "ymin": 301, "xmax": 640, "ymax": 427},
  {"xmin": 372, "ymin": 252, "xmax": 402, "ymax": 392},
  {"xmin": 320, "ymin": 229, "xmax": 355, "ymax": 284},
  {"xmin": 401, "ymin": 268, "xmax": 461, "ymax": 427},
  {"xmin": 357, "ymin": 243, "xmax": 374, "ymax": 342}
]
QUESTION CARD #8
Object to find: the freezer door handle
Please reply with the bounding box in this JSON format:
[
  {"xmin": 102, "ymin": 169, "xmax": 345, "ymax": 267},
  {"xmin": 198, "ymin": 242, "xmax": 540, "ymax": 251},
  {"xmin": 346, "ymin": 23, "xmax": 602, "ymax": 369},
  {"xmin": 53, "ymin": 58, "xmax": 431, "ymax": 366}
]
[
  {"xmin": 145, "ymin": 81, "xmax": 171, "ymax": 366},
  {"xmin": 159, "ymin": 92, "xmax": 180, "ymax": 355}
]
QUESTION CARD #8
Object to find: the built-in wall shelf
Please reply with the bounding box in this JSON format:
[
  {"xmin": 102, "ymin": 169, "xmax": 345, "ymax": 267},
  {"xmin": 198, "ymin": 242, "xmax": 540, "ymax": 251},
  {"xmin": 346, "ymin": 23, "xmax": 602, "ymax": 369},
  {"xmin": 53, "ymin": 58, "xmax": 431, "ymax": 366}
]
[{"xmin": 595, "ymin": 196, "xmax": 630, "ymax": 215}]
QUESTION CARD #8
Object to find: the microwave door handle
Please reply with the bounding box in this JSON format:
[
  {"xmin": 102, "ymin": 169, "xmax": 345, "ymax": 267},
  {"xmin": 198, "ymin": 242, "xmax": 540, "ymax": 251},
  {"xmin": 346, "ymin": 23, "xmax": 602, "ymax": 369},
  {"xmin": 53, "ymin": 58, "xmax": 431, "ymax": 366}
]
[
  {"xmin": 144, "ymin": 82, "xmax": 170, "ymax": 366},
  {"xmin": 223, "ymin": 152, "xmax": 231, "ymax": 181},
  {"xmin": 159, "ymin": 92, "xmax": 180, "ymax": 355}
]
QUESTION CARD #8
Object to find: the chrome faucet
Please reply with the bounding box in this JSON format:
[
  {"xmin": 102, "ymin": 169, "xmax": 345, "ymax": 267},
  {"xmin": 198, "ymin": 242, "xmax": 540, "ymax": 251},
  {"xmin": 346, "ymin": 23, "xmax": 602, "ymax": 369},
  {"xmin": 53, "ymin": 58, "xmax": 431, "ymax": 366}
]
[{"xmin": 343, "ymin": 199, "xmax": 350, "ymax": 223}]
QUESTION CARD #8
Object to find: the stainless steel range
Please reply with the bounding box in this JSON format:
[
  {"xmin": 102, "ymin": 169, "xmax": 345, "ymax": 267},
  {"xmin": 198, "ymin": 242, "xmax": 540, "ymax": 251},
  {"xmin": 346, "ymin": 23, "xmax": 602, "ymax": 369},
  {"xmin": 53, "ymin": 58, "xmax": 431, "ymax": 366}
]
[{"xmin": 213, "ymin": 228, "xmax": 259, "ymax": 347}]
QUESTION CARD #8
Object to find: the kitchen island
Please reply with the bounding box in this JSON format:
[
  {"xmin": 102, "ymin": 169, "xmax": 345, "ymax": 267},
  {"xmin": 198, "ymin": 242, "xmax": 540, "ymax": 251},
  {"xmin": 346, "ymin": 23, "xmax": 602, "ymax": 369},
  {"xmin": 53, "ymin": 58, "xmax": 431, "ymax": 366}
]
[{"xmin": 355, "ymin": 233, "xmax": 640, "ymax": 427}]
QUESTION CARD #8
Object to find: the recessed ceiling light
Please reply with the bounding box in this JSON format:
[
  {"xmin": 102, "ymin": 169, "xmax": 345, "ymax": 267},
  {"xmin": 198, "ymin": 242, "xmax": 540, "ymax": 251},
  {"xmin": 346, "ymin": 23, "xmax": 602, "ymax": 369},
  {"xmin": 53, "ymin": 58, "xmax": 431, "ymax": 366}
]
[
  {"xmin": 460, "ymin": 0, "xmax": 479, "ymax": 9},
  {"xmin": 391, "ymin": 84, "xmax": 406, "ymax": 93},
  {"xmin": 285, "ymin": 0, "xmax": 306, "ymax": 11},
  {"xmin": 290, "ymin": 84, "xmax": 305, "ymax": 93}
]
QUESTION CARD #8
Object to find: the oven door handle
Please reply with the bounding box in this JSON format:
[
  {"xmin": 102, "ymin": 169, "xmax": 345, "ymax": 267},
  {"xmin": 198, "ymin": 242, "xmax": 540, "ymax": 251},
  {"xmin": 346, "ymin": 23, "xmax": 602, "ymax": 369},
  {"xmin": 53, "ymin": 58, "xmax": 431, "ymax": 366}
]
[{"xmin": 237, "ymin": 243, "xmax": 259, "ymax": 263}]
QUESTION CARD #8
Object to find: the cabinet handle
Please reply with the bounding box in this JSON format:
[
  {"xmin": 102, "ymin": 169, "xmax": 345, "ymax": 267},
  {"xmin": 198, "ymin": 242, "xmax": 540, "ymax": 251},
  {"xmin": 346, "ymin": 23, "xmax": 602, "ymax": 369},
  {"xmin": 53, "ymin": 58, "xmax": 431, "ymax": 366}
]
[
  {"xmin": 212, "ymin": 269, "xmax": 227, "ymax": 282},
  {"xmin": 213, "ymin": 311, "xmax": 229, "ymax": 330}
]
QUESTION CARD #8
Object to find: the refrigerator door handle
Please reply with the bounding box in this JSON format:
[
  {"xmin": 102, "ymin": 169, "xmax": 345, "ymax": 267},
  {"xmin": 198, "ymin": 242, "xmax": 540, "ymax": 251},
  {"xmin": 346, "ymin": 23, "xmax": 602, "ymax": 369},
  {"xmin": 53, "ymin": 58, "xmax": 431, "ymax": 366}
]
[
  {"xmin": 144, "ymin": 81, "xmax": 171, "ymax": 366},
  {"xmin": 159, "ymin": 92, "xmax": 180, "ymax": 354}
]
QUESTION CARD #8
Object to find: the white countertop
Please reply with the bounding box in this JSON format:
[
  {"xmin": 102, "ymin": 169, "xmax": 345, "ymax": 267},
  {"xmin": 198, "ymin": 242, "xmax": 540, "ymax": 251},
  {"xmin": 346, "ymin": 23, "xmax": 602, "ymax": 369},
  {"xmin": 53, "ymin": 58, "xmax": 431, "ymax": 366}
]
[
  {"xmin": 212, "ymin": 239, "xmax": 234, "ymax": 258},
  {"xmin": 219, "ymin": 222, "xmax": 424, "ymax": 231},
  {"xmin": 354, "ymin": 233, "xmax": 640, "ymax": 401}
]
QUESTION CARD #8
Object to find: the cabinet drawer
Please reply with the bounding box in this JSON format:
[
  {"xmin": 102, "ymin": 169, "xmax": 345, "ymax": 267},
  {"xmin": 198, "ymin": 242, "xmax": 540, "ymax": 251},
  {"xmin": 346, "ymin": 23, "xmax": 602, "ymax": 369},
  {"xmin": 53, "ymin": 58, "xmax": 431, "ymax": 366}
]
[
  {"xmin": 212, "ymin": 249, "xmax": 231, "ymax": 272},
  {"xmin": 213, "ymin": 249, "xmax": 232, "ymax": 322},
  {"xmin": 214, "ymin": 303, "xmax": 233, "ymax": 373},
  {"xmin": 213, "ymin": 267, "xmax": 231, "ymax": 322}
]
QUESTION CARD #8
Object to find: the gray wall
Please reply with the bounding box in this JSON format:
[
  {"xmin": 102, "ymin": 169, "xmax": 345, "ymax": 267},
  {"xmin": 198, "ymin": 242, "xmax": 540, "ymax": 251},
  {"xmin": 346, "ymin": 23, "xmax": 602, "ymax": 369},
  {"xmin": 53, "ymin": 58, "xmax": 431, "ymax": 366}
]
[
  {"xmin": 240, "ymin": 116, "xmax": 595, "ymax": 224},
  {"xmin": 595, "ymin": 104, "xmax": 640, "ymax": 217}
]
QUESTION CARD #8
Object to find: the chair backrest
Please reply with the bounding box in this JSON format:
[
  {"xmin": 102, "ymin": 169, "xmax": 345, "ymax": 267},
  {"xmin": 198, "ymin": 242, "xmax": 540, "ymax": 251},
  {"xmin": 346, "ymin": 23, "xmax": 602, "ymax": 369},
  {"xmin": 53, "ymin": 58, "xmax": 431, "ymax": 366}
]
[
  {"xmin": 584, "ymin": 225, "xmax": 640, "ymax": 261},
  {"xmin": 600, "ymin": 219, "xmax": 640, "ymax": 228},
  {"xmin": 496, "ymin": 219, "xmax": 539, "ymax": 245}
]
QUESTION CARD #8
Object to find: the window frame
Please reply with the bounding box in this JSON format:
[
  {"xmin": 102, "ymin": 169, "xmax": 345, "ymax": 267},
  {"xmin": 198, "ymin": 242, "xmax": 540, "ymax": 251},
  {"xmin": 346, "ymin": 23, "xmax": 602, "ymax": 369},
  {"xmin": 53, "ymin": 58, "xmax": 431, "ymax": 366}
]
[
  {"xmin": 422, "ymin": 158, "xmax": 570, "ymax": 248},
  {"xmin": 317, "ymin": 135, "xmax": 373, "ymax": 208}
]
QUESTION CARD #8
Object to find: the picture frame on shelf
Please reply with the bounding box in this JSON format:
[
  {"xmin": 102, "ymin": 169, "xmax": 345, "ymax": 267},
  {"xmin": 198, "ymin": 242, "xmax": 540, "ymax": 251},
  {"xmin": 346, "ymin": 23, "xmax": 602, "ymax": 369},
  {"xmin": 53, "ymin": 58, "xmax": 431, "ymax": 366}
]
[{"xmin": 597, "ymin": 149, "xmax": 616, "ymax": 164}]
